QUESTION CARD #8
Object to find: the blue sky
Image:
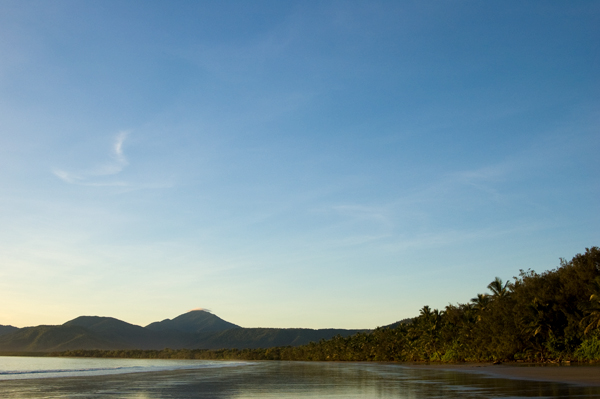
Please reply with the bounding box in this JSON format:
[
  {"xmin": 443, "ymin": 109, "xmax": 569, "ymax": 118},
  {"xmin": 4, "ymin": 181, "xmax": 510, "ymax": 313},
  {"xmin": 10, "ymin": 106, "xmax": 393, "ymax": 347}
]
[{"xmin": 0, "ymin": 1, "xmax": 598, "ymax": 329}]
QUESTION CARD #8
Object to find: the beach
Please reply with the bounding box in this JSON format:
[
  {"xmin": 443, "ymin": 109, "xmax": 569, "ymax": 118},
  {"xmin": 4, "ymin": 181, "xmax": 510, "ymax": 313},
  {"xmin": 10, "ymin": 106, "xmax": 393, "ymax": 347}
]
[
  {"xmin": 407, "ymin": 362, "xmax": 600, "ymax": 387},
  {"xmin": 1, "ymin": 359, "xmax": 600, "ymax": 398}
]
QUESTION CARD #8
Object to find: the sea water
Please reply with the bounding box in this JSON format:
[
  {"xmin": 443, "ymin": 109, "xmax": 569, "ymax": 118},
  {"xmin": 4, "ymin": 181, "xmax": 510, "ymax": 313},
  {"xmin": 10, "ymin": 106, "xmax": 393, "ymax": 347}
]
[
  {"xmin": 1, "ymin": 357, "xmax": 600, "ymax": 398},
  {"xmin": 0, "ymin": 356, "xmax": 246, "ymax": 379}
]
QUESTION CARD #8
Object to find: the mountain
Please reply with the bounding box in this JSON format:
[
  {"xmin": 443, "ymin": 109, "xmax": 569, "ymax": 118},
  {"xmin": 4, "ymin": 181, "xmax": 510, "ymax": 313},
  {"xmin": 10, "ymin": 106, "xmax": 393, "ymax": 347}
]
[
  {"xmin": 0, "ymin": 325, "xmax": 115, "ymax": 352},
  {"xmin": 146, "ymin": 309, "xmax": 239, "ymax": 333},
  {"xmin": 383, "ymin": 318, "xmax": 413, "ymax": 329},
  {"xmin": 191, "ymin": 327, "xmax": 362, "ymax": 349},
  {"xmin": 0, "ymin": 311, "xmax": 365, "ymax": 352},
  {"xmin": 63, "ymin": 316, "xmax": 193, "ymax": 349},
  {"xmin": 0, "ymin": 325, "xmax": 19, "ymax": 336},
  {"xmin": 0, "ymin": 316, "xmax": 195, "ymax": 352}
]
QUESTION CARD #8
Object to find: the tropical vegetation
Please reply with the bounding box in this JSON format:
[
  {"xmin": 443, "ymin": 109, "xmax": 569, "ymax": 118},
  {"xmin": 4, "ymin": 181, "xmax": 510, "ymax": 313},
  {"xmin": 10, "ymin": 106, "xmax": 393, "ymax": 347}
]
[{"xmin": 55, "ymin": 247, "xmax": 600, "ymax": 363}]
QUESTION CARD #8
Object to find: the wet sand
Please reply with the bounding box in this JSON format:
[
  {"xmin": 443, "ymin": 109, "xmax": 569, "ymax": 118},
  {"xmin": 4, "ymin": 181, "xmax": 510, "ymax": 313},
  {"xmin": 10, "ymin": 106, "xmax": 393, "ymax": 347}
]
[
  {"xmin": 1, "ymin": 361, "xmax": 600, "ymax": 398},
  {"xmin": 407, "ymin": 362, "xmax": 600, "ymax": 386}
]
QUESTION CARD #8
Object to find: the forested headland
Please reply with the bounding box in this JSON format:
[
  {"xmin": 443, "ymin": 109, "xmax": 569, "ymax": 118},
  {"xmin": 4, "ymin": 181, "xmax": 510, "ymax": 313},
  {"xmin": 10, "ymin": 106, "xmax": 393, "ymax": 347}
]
[{"xmin": 55, "ymin": 247, "xmax": 600, "ymax": 363}]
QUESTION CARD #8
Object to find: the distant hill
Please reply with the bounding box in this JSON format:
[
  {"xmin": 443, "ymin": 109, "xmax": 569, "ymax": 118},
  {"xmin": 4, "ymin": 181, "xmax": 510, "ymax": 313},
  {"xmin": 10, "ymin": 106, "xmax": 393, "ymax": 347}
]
[
  {"xmin": 63, "ymin": 316, "xmax": 193, "ymax": 350},
  {"xmin": 0, "ymin": 325, "xmax": 19, "ymax": 337},
  {"xmin": 0, "ymin": 316, "xmax": 196, "ymax": 352},
  {"xmin": 0, "ymin": 325, "xmax": 115, "ymax": 352},
  {"xmin": 0, "ymin": 311, "xmax": 366, "ymax": 352},
  {"xmin": 190, "ymin": 327, "xmax": 363, "ymax": 349},
  {"xmin": 383, "ymin": 318, "xmax": 413, "ymax": 329},
  {"xmin": 146, "ymin": 310, "xmax": 239, "ymax": 333}
]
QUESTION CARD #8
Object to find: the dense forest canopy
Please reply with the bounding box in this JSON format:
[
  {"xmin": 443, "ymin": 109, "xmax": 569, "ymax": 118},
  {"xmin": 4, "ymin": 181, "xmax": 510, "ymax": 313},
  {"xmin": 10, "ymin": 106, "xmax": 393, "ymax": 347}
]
[{"xmin": 57, "ymin": 247, "xmax": 600, "ymax": 362}]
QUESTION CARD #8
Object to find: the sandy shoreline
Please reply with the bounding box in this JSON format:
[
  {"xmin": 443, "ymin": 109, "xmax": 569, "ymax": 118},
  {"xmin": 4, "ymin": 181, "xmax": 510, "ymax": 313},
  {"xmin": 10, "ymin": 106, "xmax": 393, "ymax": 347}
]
[
  {"xmin": 1, "ymin": 360, "xmax": 599, "ymax": 398},
  {"xmin": 403, "ymin": 362, "xmax": 600, "ymax": 386}
]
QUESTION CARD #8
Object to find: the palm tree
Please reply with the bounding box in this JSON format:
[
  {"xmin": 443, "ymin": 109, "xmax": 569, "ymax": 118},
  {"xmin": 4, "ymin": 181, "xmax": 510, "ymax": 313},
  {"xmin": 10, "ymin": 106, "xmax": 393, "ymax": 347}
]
[
  {"xmin": 488, "ymin": 277, "xmax": 510, "ymax": 299},
  {"xmin": 414, "ymin": 306, "xmax": 445, "ymax": 360},
  {"xmin": 521, "ymin": 298, "xmax": 553, "ymax": 338},
  {"xmin": 581, "ymin": 276, "xmax": 600, "ymax": 334},
  {"xmin": 470, "ymin": 293, "xmax": 490, "ymax": 321},
  {"xmin": 420, "ymin": 305, "xmax": 432, "ymax": 318},
  {"xmin": 470, "ymin": 293, "xmax": 490, "ymax": 311}
]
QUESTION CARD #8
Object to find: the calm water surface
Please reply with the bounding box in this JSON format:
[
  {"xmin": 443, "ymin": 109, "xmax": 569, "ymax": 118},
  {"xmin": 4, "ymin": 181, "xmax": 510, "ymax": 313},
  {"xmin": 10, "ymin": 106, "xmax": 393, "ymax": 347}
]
[
  {"xmin": 1, "ymin": 357, "xmax": 599, "ymax": 398},
  {"xmin": 0, "ymin": 356, "xmax": 243, "ymax": 379}
]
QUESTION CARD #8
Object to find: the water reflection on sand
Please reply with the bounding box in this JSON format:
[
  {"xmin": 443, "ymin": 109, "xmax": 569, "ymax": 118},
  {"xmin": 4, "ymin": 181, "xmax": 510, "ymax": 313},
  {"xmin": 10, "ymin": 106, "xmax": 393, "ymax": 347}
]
[{"xmin": 1, "ymin": 361, "xmax": 599, "ymax": 399}]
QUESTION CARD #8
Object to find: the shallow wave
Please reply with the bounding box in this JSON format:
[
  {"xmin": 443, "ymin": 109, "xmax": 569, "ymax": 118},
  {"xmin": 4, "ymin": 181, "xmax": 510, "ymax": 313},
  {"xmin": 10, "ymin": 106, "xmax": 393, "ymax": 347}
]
[
  {"xmin": 0, "ymin": 366, "xmax": 131, "ymax": 375},
  {"xmin": 0, "ymin": 358, "xmax": 251, "ymax": 380}
]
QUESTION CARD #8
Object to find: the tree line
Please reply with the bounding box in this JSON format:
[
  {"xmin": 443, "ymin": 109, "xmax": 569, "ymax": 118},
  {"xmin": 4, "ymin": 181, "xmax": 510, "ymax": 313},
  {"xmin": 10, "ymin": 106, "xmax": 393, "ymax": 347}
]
[{"xmin": 55, "ymin": 247, "xmax": 600, "ymax": 363}]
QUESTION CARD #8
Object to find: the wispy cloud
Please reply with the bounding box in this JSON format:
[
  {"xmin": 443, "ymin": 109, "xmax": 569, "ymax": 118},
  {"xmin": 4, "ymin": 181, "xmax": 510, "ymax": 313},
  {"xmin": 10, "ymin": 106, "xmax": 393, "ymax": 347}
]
[
  {"xmin": 188, "ymin": 307, "xmax": 212, "ymax": 313},
  {"xmin": 52, "ymin": 169, "xmax": 82, "ymax": 184},
  {"xmin": 53, "ymin": 131, "xmax": 131, "ymax": 186},
  {"xmin": 382, "ymin": 221, "xmax": 549, "ymax": 254},
  {"xmin": 110, "ymin": 130, "xmax": 128, "ymax": 170},
  {"xmin": 308, "ymin": 154, "xmax": 541, "ymax": 255},
  {"xmin": 330, "ymin": 204, "xmax": 391, "ymax": 225}
]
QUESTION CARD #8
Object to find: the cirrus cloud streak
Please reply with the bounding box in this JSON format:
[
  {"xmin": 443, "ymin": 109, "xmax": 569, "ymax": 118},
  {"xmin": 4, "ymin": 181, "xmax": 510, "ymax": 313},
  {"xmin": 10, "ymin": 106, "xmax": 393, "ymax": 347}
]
[{"xmin": 53, "ymin": 131, "xmax": 130, "ymax": 186}]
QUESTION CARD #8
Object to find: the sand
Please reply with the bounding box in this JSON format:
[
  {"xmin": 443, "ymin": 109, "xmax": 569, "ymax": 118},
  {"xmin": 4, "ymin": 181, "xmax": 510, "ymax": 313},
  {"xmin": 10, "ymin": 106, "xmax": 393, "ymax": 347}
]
[
  {"xmin": 1, "ymin": 361, "xmax": 600, "ymax": 398},
  {"xmin": 406, "ymin": 362, "xmax": 600, "ymax": 386}
]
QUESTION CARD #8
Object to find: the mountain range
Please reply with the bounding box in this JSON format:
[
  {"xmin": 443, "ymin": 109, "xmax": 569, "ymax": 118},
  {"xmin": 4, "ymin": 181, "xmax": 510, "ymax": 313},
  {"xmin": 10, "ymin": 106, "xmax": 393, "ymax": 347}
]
[{"xmin": 0, "ymin": 310, "xmax": 364, "ymax": 352}]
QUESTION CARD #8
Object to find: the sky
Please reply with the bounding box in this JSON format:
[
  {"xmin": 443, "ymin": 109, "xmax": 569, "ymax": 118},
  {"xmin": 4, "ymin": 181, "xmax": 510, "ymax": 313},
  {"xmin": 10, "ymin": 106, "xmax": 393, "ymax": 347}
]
[{"xmin": 0, "ymin": 1, "xmax": 598, "ymax": 329}]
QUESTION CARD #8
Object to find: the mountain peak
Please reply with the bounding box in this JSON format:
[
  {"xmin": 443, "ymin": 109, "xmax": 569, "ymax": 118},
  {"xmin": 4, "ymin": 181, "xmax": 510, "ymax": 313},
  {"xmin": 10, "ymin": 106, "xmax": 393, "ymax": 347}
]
[
  {"xmin": 63, "ymin": 316, "xmax": 145, "ymax": 333},
  {"xmin": 146, "ymin": 310, "xmax": 239, "ymax": 333},
  {"xmin": 64, "ymin": 315, "xmax": 125, "ymax": 328}
]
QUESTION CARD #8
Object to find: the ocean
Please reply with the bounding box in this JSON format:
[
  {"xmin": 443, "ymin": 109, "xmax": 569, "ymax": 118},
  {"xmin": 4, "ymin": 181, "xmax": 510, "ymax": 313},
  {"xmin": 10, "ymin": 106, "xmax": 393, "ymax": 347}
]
[
  {"xmin": 0, "ymin": 356, "xmax": 246, "ymax": 380},
  {"xmin": 1, "ymin": 356, "xmax": 599, "ymax": 398}
]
